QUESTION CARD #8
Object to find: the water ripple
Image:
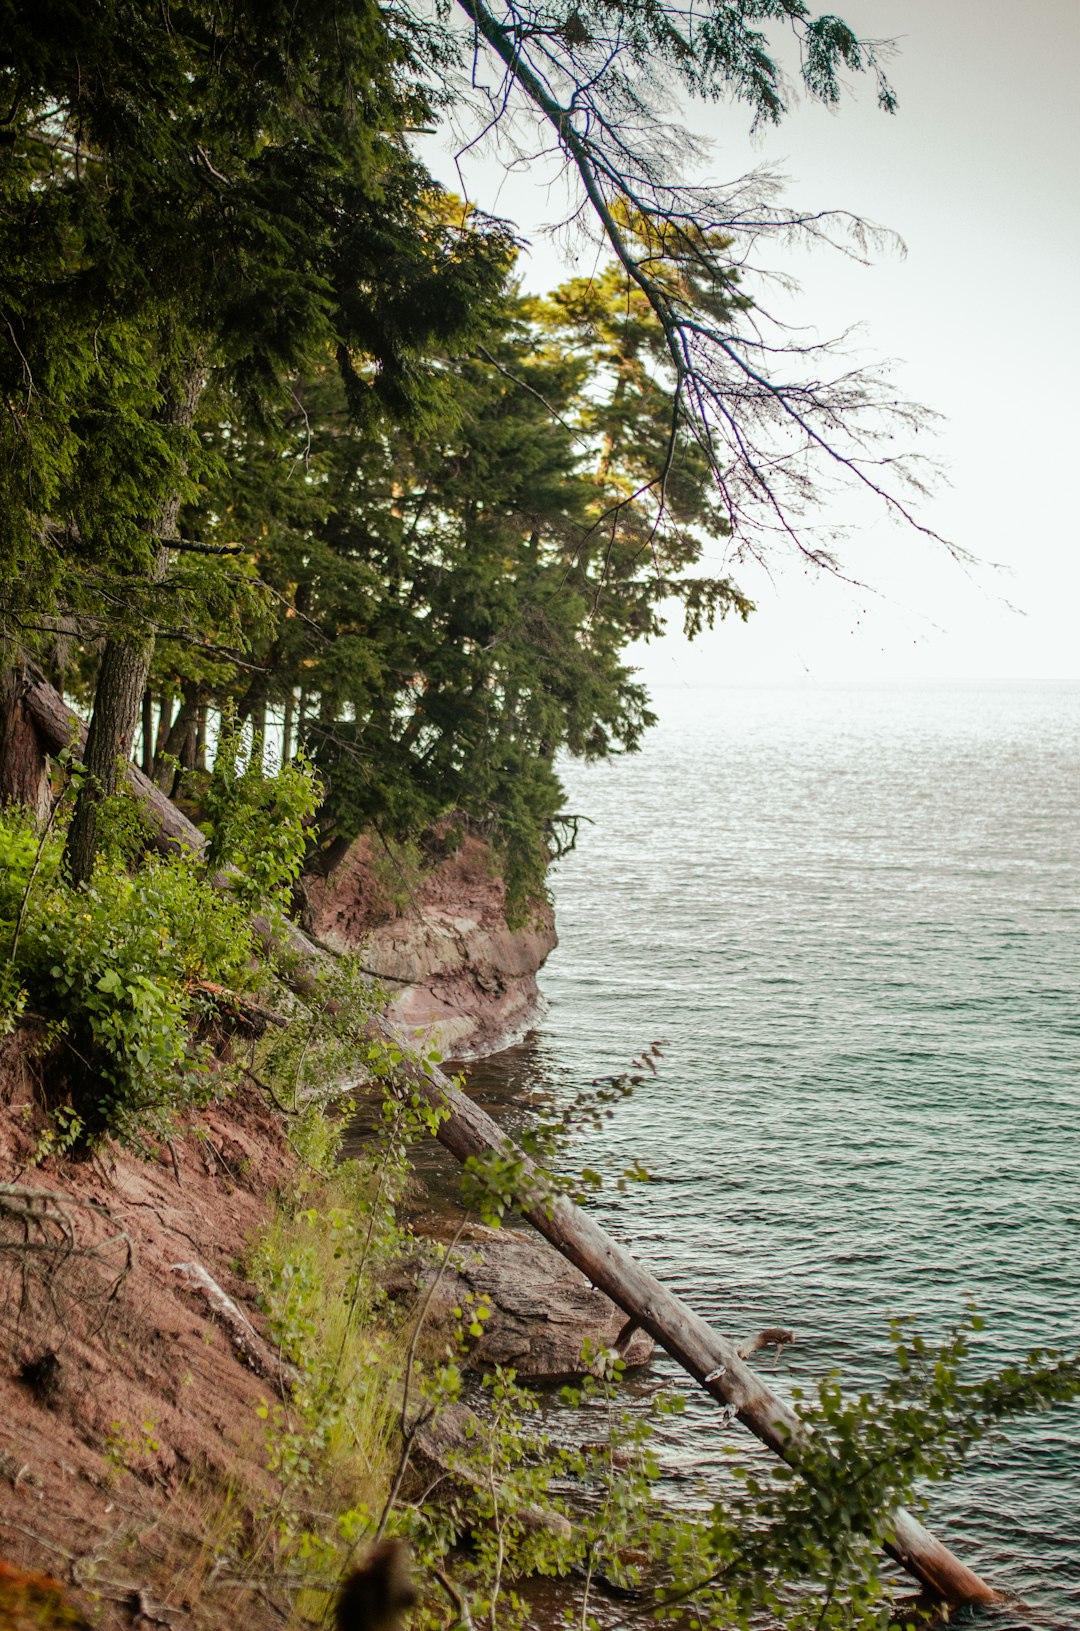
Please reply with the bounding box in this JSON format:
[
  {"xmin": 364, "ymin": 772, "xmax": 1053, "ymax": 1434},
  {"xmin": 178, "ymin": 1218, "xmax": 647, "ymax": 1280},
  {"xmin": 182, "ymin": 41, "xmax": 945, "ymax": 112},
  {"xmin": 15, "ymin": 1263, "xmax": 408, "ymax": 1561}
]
[{"xmin": 468, "ymin": 682, "xmax": 1080, "ymax": 1625}]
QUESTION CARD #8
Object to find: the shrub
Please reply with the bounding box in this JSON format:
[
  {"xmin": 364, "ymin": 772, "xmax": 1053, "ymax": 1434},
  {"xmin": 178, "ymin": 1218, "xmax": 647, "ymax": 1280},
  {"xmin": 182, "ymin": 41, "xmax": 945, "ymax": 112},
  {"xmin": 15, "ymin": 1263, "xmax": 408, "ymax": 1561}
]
[
  {"xmin": 0, "ymin": 804, "xmax": 258, "ymax": 1145},
  {"xmin": 202, "ymin": 714, "xmax": 320, "ymax": 909}
]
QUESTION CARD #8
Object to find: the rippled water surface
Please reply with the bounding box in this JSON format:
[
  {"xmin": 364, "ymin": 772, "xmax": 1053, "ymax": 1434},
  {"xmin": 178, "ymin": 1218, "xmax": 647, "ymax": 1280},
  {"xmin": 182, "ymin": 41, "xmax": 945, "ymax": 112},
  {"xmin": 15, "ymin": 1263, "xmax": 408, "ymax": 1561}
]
[{"xmin": 465, "ymin": 681, "xmax": 1080, "ymax": 1626}]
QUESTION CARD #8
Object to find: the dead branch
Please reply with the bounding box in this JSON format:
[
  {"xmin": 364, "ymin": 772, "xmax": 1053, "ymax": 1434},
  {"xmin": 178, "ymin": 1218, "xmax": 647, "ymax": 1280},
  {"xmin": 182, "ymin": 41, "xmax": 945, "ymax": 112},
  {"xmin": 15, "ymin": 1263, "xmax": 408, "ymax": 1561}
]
[
  {"xmin": 170, "ymin": 1260, "xmax": 296, "ymax": 1394},
  {"xmin": 735, "ymin": 1327, "xmax": 795, "ymax": 1362},
  {"xmin": 0, "ymin": 1183, "xmax": 135, "ymax": 1341}
]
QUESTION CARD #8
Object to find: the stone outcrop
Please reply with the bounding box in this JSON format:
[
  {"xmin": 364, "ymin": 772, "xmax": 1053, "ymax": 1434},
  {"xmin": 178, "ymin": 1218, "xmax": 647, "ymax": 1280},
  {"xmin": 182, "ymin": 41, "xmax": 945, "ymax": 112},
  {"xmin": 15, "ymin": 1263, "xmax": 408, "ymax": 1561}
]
[
  {"xmin": 300, "ymin": 832, "xmax": 557, "ymax": 1058},
  {"xmin": 427, "ymin": 1226, "xmax": 655, "ymax": 1379}
]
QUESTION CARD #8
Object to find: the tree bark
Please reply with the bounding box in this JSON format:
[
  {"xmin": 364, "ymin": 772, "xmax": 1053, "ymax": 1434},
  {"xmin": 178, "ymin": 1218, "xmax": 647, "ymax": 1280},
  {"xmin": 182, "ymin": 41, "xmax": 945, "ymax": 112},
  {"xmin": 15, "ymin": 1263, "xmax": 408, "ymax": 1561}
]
[
  {"xmin": 141, "ymin": 688, "xmax": 155, "ymax": 775},
  {"xmin": 250, "ymin": 695, "xmax": 266, "ymax": 771},
  {"xmin": 158, "ymin": 682, "xmax": 201, "ymax": 795},
  {"xmin": 17, "ymin": 665, "xmax": 1004, "ymax": 1607},
  {"xmin": 21, "ymin": 670, "xmax": 206, "ymax": 859},
  {"xmin": 153, "ymin": 688, "xmax": 175, "ymax": 769},
  {"xmin": 282, "ymin": 688, "xmax": 295, "ymax": 764},
  {"xmin": 401, "ymin": 1067, "xmax": 1000, "ymax": 1605},
  {"xmin": 195, "ymin": 703, "xmax": 209, "ymax": 773},
  {"xmin": 63, "ymin": 357, "xmax": 206, "ymax": 884},
  {"xmin": 0, "ymin": 657, "xmax": 53, "ymax": 822},
  {"xmin": 63, "ymin": 625, "xmax": 159, "ymax": 883}
]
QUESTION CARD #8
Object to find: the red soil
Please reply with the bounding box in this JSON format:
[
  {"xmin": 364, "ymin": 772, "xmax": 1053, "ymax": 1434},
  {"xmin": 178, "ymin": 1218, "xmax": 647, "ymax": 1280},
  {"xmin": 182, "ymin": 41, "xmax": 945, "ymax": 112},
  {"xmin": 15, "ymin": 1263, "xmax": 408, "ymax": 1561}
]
[{"xmin": 0, "ymin": 1030, "xmax": 297, "ymax": 1629}]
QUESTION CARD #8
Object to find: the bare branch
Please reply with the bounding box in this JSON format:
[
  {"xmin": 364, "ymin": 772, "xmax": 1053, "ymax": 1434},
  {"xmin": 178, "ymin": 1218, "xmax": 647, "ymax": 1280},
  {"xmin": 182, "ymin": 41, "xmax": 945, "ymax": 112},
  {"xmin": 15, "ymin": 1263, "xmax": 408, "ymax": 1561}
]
[{"xmin": 441, "ymin": 0, "xmax": 950, "ymax": 564}]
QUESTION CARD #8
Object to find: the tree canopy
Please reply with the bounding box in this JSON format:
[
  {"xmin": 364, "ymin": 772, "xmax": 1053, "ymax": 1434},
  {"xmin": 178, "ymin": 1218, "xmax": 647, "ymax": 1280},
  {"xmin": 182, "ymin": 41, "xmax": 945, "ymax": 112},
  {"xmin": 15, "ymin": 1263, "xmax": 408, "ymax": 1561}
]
[{"xmin": 0, "ymin": 0, "xmax": 928, "ymax": 894}]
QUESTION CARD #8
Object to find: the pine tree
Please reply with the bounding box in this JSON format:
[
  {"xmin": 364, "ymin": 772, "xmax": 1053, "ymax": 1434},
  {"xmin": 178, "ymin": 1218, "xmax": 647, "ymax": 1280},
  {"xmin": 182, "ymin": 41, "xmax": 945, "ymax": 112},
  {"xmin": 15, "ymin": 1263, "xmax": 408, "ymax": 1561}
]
[
  {"xmin": 178, "ymin": 248, "xmax": 755, "ymax": 905},
  {"xmin": 0, "ymin": 0, "xmax": 513, "ymax": 877}
]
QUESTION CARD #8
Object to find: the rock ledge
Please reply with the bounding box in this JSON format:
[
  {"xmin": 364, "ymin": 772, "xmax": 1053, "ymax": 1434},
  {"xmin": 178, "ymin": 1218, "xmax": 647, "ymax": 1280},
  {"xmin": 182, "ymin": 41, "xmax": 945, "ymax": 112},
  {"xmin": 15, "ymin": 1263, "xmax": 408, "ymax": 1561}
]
[{"xmin": 301, "ymin": 832, "xmax": 557, "ymax": 1058}]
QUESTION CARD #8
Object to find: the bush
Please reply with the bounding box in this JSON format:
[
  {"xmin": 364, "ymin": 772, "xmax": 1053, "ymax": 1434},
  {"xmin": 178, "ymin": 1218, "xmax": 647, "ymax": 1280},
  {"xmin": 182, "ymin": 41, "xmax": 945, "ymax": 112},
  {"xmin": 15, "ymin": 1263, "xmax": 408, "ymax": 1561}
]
[
  {"xmin": 0, "ymin": 804, "xmax": 258, "ymax": 1146},
  {"xmin": 0, "ymin": 727, "xmax": 324, "ymax": 1145},
  {"xmin": 202, "ymin": 714, "xmax": 320, "ymax": 909}
]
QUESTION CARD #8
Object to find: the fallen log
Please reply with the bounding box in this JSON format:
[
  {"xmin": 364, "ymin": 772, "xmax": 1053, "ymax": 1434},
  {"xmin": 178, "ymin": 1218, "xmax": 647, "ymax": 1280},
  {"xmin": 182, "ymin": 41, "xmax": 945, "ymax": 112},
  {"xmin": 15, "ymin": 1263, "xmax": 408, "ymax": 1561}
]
[
  {"xmin": 385, "ymin": 1047, "xmax": 1000, "ymax": 1606},
  {"xmin": 14, "ymin": 667, "xmax": 1001, "ymax": 1606}
]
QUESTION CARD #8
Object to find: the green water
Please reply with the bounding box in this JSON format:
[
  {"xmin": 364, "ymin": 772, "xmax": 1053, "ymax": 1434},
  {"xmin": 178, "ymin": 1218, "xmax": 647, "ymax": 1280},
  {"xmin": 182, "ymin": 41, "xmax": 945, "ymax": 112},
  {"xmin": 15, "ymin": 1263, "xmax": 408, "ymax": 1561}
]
[{"xmin": 469, "ymin": 680, "xmax": 1080, "ymax": 1625}]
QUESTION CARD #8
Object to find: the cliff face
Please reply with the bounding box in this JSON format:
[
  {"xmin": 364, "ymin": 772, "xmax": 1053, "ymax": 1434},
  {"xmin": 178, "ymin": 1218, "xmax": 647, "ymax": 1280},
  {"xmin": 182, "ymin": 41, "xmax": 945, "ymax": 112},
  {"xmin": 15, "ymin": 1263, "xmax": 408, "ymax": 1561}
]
[{"xmin": 300, "ymin": 832, "xmax": 557, "ymax": 1059}]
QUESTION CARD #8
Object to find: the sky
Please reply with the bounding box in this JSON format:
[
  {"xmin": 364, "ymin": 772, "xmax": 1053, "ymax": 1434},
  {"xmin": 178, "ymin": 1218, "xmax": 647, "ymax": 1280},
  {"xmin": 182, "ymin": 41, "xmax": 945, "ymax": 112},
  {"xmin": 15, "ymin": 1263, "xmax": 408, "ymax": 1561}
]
[{"xmin": 425, "ymin": 0, "xmax": 1080, "ymax": 685}]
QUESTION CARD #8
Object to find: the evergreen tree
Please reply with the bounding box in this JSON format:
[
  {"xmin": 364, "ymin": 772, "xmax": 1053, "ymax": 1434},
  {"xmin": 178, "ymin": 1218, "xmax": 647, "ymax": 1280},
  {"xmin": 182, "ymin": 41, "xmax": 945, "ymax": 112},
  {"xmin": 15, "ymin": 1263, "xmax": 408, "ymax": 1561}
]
[
  {"xmin": 0, "ymin": 0, "xmax": 513, "ymax": 877},
  {"xmin": 177, "ymin": 247, "xmax": 754, "ymax": 905},
  {"xmin": 1, "ymin": 1, "xmax": 933, "ymax": 893}
]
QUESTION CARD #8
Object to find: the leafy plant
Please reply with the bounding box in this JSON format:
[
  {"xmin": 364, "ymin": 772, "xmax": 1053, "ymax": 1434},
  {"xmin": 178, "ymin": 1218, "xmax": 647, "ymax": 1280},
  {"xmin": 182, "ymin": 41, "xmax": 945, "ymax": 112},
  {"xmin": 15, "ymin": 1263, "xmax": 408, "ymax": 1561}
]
[
  {"xmin": 0, "ymin": 803, "xmax": 257, "ymax": 1145},
  {"xmin": 202, "ymin": 713, "xmax": 321, "ymax": 908}
]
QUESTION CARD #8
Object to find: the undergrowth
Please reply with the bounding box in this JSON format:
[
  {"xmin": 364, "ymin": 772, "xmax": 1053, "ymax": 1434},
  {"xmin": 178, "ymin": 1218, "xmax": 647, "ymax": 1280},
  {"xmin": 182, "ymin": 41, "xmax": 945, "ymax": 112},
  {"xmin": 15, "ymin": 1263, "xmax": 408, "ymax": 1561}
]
[
  {"xmin": 233, "ymin": 1077, "xmax": 1080, "ymax": 1631},
  {"xmin": 0, "ymin": 733, "xmax": 318, "ymax": 1147}
]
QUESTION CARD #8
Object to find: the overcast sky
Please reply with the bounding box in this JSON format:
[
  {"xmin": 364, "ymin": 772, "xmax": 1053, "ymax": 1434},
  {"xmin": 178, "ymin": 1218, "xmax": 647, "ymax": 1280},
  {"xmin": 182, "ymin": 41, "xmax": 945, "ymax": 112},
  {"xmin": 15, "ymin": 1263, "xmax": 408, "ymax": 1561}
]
[{"xmin": 429, "ymin": 0, "xmax": 1080, "ymax": 685}]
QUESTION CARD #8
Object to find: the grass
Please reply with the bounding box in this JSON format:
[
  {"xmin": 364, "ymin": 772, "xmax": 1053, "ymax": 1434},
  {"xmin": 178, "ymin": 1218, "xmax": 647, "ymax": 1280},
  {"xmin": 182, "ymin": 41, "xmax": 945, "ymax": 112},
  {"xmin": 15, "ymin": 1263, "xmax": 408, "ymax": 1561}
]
[{"xmin": 241, "ymin": 1109, "xmax": 419, "ymax": 1619}]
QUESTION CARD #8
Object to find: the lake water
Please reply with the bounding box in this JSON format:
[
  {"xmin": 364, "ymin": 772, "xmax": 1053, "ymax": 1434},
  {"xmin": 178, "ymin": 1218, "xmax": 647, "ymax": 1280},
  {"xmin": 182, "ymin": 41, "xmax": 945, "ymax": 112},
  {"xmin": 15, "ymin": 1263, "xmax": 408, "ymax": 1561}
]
[{"xmin": 464, "ymin": 681, "xmax": 1080, "ymax": 1626}]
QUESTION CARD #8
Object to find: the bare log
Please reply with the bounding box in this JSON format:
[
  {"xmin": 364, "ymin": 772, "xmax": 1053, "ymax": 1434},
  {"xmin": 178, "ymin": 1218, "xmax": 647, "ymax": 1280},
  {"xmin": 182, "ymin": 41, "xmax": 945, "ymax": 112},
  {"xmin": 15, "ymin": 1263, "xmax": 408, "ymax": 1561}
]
[
  {"xmin": 383, "ymin": 1046, "xmax": 1000, "ymax": 1606},
  {"xmin": 170, "ymin": 1261, "xmax": 295, "ymax": 1394},
  {"xmin": 14, "ymin": 667, "xmax": 1001, "ymax": 1606}
]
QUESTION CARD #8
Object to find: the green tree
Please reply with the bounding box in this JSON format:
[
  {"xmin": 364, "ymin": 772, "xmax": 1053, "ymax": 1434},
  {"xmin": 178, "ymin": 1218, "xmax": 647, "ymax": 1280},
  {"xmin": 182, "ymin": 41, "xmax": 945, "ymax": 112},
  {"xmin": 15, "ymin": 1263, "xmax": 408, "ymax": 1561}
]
[
  {"xmin": 2, "ymin": 0, "xmax": 934, "ymax": 889},
  {"xmin": 444, "ymin": 0, "xmax": 921, "ymax": 557},
  {"xmin": 0, "ymin": 1, "xmax": 513, "ymax": 878},
  {"xmin": 176, "ymin": 244, "xmax": 753, "ymax": 906}
]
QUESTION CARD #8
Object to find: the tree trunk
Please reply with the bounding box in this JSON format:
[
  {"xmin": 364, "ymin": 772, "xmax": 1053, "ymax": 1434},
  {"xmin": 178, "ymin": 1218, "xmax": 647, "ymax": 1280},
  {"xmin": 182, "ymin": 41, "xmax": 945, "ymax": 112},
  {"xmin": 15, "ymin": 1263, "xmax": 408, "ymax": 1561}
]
[
  {"xmin": 170, "ymin": 708, "xmax": 199, "ymax": 799},
  {"xmin": 282, "ymin": 689, "xmax": 295, "ymax": 763},
  {"xmin": 250, "ymin": 695, "xmax": 266, "ymax": 771},
  {"xmin": 21, "ymin": 668, "xmax": 206, "ymax": 859},
  {"xmin": 404, "ymin": 1066, "xmax": 1000, "ymax": 1606},
  {"xmin": 158, "ymin": 682, "xmax": 201, "ymax": 794},
  {"xmin": 195, "ymin": 703, "xmax": 209, "ymax": 772},
  {"xmin": 0, "ymin": 658, "xmax": 52, "ymax": 822},
  {"xmin": 63, "ymin": 627, "xmax": 159, "ymax": 882},
  {"xmin": 141, "ymin": 688, "xmax": 155, "ymax": 775},
  {"xmin": 63, "ymin": 357, "xmax": 206, "ymax": 884},
  {"xmin": 153, "ymin": 689, "xmax": 175, "ymax": 770}
]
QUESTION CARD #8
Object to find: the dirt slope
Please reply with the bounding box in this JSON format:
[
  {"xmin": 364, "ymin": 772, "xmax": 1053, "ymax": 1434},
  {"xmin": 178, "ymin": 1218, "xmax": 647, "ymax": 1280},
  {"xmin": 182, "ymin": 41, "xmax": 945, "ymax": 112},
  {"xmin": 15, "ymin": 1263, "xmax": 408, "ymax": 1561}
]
[{"xmin": 0, "ymin": 1034, "xmax": 296, "ymax": 1630}]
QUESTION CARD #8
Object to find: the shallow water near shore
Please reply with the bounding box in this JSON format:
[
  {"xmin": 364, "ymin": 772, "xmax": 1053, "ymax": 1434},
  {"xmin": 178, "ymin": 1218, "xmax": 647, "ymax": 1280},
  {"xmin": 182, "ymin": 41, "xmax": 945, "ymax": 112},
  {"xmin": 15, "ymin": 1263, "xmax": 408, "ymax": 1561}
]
[{"xmin": 463, "ymin": 680, "xmax": 1080, "ymax": 1628}]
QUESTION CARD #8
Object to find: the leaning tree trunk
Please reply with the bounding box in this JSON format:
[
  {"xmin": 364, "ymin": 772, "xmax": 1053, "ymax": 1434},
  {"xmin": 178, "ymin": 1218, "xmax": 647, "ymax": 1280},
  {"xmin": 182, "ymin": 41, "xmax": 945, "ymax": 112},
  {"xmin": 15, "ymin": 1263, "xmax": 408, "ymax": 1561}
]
[{"xmin": 63, "ymin": 360, "xmax": 206, "ymax": 885}]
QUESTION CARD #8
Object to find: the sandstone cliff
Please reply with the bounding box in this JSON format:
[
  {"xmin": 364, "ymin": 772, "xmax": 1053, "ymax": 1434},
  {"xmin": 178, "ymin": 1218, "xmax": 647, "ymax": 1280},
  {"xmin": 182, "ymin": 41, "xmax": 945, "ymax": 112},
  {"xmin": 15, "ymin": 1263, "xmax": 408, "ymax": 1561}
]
[{"xmin": 300, "ymin": 832, "xmax": 557, "ymax": 1059}]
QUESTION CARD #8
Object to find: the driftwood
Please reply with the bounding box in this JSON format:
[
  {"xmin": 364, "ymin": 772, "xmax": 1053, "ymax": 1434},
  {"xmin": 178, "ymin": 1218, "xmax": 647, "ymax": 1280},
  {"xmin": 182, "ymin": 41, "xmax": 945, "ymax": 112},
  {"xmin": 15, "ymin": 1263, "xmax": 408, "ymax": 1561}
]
[
  {"xmin": 170, "ymin": 1261, "xmax": 296, "ymax": 1394},
  {"xmin": 385, "ymin": 1049, "xmax": 1000, "ymax": 1606},
  {"xmin": 15, "ymin": 668, "xmax": 1000, "ymax": 1606},
  {"xmin": 735, "ymin": 1326, "xmax": 796, "ymax": 1362}
]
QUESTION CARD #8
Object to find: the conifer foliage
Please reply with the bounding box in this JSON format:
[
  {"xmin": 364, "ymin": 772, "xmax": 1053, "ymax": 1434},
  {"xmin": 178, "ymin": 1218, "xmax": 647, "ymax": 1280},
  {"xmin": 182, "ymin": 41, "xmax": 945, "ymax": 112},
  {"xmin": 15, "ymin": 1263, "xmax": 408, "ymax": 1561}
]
[
  {"xmin": 1, "ymin": 0, "xmax": 513, "ymax": 877},
  {"xmin": 1, "ymin": 1, "xmax": 923, "ymax": 893}
]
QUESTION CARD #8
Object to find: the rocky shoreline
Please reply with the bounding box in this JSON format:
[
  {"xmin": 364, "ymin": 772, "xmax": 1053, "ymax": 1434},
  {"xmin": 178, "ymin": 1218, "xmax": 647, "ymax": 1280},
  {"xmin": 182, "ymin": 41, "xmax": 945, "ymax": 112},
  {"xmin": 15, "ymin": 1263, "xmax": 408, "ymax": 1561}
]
[
  {"xmin": 0, "ymin": 918, "xmax": 654, "ymax": 1629},
  {"xmin": 300, "ymin": 831, "xmax": 558, "ymax": 1059}
]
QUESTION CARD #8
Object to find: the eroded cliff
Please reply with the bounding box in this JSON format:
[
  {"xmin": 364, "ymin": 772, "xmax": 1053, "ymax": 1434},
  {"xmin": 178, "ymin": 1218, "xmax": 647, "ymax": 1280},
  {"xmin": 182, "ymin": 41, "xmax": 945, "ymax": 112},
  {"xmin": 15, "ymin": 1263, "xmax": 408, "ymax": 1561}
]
[{"xmin": 300, "ymin": 832, "xmax": 557, "ymax": 1059}]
